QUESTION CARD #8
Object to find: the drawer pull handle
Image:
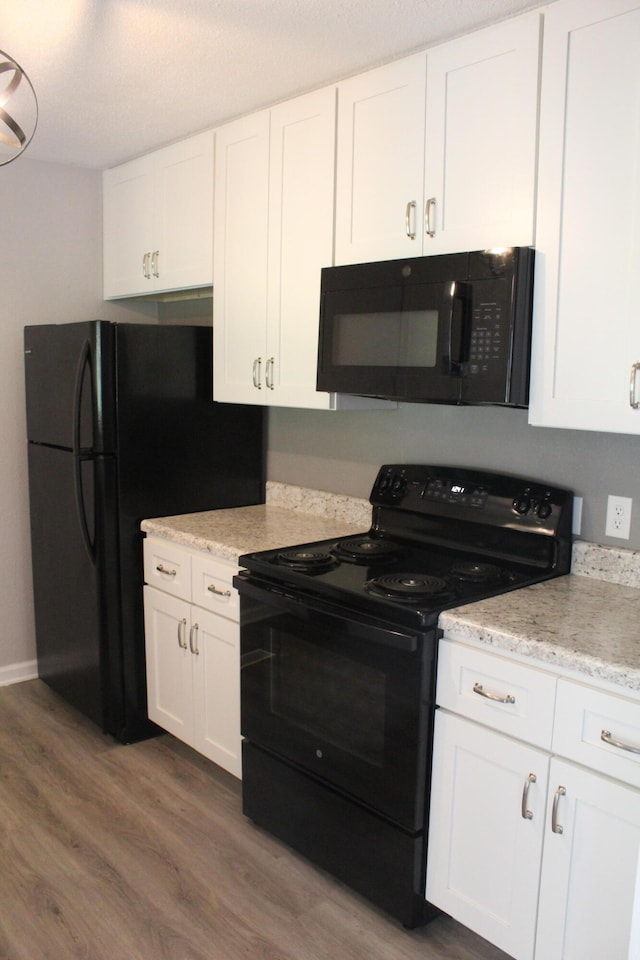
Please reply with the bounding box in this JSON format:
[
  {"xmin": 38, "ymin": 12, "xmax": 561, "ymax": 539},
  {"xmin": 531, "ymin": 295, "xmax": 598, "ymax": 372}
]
[
  {"xmin": 521, "ymin": 772, "xmax": 537, "ymax": 820},
  {"xmin": 177, "ymin": 618, "xmax": 187, "ymax": 650},
  {"xmin": 473, "ymin": 681, "xmax": 515, "ymax": 705},
  {"xmin": 601, "ymin": 729, "xmax": 640, "ymax": 756},
  {"xmin": 551, "ymin": 785, "xmax": 566, "ymax": 834},
  {"xmin": 189, "ymin": 623, "xmax": 200, "ymax": 656},
  {"xmin": 207, "ymin": 583, "xmax": 232, "ymax": 598},
  {"xmin": 156, "ymin": 564, "xmax": 177, "ymax": 577}
]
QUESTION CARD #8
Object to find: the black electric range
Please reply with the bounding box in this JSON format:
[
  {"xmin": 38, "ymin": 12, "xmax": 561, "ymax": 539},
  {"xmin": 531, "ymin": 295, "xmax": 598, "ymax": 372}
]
[{"xmin": 235, "ymin": 464, "xmax": 573, "ymax": 928}]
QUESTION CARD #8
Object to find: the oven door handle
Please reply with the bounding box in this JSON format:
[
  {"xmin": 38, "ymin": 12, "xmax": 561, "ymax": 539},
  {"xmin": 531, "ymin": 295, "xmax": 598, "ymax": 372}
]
[{"xmin": 234, "ymin": 574, "xmax": 422, "ymax": 653}]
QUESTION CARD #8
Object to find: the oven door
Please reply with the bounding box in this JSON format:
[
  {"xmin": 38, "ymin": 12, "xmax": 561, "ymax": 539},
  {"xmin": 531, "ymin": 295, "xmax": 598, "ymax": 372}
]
[{"xmin": 237, "ymin": 575, "xmax": 435, "ymax": 832}]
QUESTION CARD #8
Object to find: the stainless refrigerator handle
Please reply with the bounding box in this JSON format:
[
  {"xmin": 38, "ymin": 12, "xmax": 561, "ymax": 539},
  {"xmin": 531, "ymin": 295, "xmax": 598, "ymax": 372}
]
[{"xmin": 73, "ymin": 339, "xmax": 96, "ymax": 563}]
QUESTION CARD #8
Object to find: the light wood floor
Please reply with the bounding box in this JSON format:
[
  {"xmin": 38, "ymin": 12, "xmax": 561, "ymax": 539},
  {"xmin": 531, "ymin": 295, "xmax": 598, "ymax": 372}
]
[{"xmin": 0, "ymin": 680, "xmax": 511, "ymax": 960}]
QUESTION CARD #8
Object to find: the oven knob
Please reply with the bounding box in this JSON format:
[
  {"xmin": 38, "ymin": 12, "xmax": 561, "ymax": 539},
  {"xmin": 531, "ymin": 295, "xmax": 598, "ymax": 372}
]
[
  {"xmin": 513, "ymin": 495, "xmax": 531, "ymax": 515},
  {"xmin": 537, "ymin": 501, "xmax": 553, "ymax": 520}
]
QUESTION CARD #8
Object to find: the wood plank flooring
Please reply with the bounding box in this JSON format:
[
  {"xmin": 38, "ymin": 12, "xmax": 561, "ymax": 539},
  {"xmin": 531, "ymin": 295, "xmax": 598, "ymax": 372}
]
[{"xmin": 0, "ymin": 680, "xmax": 511, "ymax": 960}]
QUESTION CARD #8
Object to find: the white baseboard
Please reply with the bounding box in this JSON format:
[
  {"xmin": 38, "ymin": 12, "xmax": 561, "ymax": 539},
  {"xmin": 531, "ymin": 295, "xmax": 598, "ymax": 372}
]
[{"xmin": 0, "ymin": 660, "xmax": 39, "ymax": 687}]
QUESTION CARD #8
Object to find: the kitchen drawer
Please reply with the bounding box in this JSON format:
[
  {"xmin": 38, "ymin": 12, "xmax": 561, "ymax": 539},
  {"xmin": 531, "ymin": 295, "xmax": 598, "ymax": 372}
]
[
  {"xmin": 143, "ymin": 536, "xmax": 192, "ymax": 601},
  {"xmin": 553, "ymin": 679, "xmax": 640, "ymax": 789},
  {"xmin": 437, "ymin": 639, "xmax": 557, "ymax": 750},
  {"xmin": 191, "ymin": 553, "xmax": 239, "ymax": 620}
]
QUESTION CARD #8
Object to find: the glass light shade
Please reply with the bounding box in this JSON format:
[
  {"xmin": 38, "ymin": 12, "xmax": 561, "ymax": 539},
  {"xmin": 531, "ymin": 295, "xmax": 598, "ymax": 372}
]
[{"xmin": 0, "ymin": 49, "xmax": 38, "ymax": 166}]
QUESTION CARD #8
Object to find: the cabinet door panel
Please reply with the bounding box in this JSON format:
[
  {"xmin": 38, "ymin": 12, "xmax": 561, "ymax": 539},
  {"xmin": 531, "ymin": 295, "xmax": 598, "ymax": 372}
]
[
  {"xmin": 154, "ymin": 131, "xmax": 214, "ymax": 293},
  {"xmin": 143, "ymin": 586, "xmax": 193, "ymax": 743},
  {"xmin": 103, "ymin": 156, "xmax": 155, "ymax": 298},
  {"xmin": 213, "ymin": 111, "xmax": 270, "ymax": 403},
  {"xmin": 530, "ymin": 0, "xmax": 640, "ymax": 432},
  {"xmin": 335, "ymin": 54, "xmax": 426, "ymax": 264},
  {"xmin": 536, "ymin": 758, "xmax": 640, "ymax": 960},
  {"xmin": 191, "ymin": 607, "xmax": 241, "ymax": 777},
  {"xmin": 426, "ymin": 710, "xmax": 548, "ymax": 960},
  {"xmin": 267, "ymin": 87, "xmax": 336, "ymax": 409},
  {"xmin": 424, "ymin": 11, "xmax": 540, "ymax": 254}
]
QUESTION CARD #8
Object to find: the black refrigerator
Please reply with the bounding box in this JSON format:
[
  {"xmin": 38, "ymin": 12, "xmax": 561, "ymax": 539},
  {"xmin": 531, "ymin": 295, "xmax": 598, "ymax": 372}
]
[{"xmin": 24, "ymin": 321, "xmax": 265, "ymax": 743}]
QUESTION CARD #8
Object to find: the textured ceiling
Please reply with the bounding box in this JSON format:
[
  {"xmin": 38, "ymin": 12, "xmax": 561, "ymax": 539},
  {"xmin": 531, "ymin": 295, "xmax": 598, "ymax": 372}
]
[{"xmin": 2, "ymin": 0, "xmax": 542, "ymax": 169}]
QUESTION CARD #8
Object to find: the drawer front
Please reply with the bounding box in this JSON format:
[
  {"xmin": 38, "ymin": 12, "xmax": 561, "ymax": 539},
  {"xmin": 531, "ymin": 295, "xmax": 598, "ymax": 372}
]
[
  {"xmin": 553, "ymin": 679, "xmax": 640, "ymax": 789},
  {"xmin": 437, "ymin": 639, "xmax": 557, "ymax": 750},
  {"xmin": 143, "ymin": 536, "xmax": 192, "ymax": 601},
  {"xmin": 191, "ymin": 552, "xmax": 239, "ymax": 620}
]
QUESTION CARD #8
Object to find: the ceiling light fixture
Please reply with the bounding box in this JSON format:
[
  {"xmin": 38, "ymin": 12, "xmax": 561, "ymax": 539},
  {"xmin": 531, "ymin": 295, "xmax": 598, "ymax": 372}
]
[{"xmin": 0, "ymin": 49, "xmax": 38, "ymax": 166}]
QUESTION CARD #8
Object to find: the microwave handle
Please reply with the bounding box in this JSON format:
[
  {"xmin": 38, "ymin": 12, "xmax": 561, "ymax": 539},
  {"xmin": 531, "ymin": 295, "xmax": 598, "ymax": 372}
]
[{"xmin": 446, "ymin": 281, "xmax": 470, "ymax": 376}]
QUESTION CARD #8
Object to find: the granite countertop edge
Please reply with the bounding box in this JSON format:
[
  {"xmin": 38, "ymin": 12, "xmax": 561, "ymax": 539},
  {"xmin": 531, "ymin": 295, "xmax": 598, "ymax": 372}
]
[{"xmin": 141, "ymin": 492, "xmax": 640, "ymax": 695}]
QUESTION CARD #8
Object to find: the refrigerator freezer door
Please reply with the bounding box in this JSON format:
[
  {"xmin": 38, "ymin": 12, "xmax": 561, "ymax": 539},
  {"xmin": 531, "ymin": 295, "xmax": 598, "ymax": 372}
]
[{"xmin": 24, "ymin": 321, "xmax": 115, "ymax": 454}]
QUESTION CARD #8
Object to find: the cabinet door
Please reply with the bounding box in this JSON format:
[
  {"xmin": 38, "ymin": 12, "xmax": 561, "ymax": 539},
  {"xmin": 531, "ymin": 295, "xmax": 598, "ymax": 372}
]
[
  {"xmin": 266, "ymin": 87, "xmax": 336, "ymax": 409},
  {"xmin": 153, "ymin": 131, "xmax": 214, "ymax": 294},
  {"xmin": 213, "ymin": 111, "xmax": 270, "ymax": 404},
  {"xmin": 335, "ymin": 54, "xmax": 427, "ymax": 264},
  {"xmin": 143, "ymin": 586, "xmax": 193, "ymax": 744},
  {"xmin": 103, "ymin": 155, "xmax": 155, "ymax": 298},
  {"xmin": 191, "ymin": 607, "xmax": 241, "ymax": 778},
  {"xmin": 426, "ymin": 710, "xmax": 549, "ymax": 960},
  {"xmin": 536, "ymin": 758, "xmax": 640, "ymax": 960},
  {"xmin": 529, "ymin": 0, "xmax": 640, "ymax": 433},
  {"xmin": 423, "ymin": 11, "xmax": 541, "ymax": 254}
]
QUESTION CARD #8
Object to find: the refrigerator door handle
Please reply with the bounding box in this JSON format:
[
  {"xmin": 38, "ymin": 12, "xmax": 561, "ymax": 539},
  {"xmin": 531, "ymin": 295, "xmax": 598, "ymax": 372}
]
[{"xmin": 73, "ymin": 339, "xmax": 96, "ymax": 563}]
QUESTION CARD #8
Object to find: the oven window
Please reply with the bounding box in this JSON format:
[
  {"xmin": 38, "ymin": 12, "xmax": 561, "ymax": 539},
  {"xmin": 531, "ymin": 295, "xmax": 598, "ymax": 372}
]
[
  {"xmin": 270, "ymin": 631, "xmax": 386, "ymax": 767},
  {"xmin": 332, "ymin": 310, "xmax": 439, "ymax": 367}
]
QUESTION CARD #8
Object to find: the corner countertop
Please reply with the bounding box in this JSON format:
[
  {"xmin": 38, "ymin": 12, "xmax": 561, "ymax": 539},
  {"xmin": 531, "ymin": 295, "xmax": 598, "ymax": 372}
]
[
  {"xmin": 142, "ymin": 491, "xmax": 640, "ymax": 695},
  {"xmin": 440, "ymin": 550, "xmax": 640, "ymax": 695},
  {"xmin": 140, "ymin": 481, "xmax": 371, "ymax": 563}
]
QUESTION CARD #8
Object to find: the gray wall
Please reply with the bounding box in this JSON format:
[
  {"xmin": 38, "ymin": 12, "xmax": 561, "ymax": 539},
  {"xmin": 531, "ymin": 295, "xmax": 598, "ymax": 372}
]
[
  {"xmin": 0, "ymin": 157, "xmax": 155, "ymax": 675},
  {"xmin": 267, "ymin": 403, "xmax": 640, "ymax": 548}
]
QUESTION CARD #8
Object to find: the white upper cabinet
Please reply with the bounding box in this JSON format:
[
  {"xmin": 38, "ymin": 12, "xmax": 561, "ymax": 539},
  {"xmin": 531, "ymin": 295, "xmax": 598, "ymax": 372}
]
[
  {"xmin": 529, "ymin": 0, "xmax": 640, "ymax": 434},
  {"xmin": 213, "ymin": 87, "xmax": 341, "ymax": 409},
  {"xmin": 335, "ymin": 54, "xmax": 427, "ymax": 265},
  {"xmin": 423, "ymin": 12, "xmax": 541, "ymax": 255},
  {"xmin": 334, "ymin": 12, "xmax": 541, "ymax": 265},
  {"xmin": 103, "ymin": 130, "xmax": 214, "ymax": 298}
]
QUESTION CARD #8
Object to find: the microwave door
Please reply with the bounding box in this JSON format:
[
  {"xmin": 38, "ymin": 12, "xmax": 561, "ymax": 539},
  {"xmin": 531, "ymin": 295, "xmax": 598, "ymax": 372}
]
[{"xmin": 395, "ymin": 282, "xmax": 459, "ymax": 403}]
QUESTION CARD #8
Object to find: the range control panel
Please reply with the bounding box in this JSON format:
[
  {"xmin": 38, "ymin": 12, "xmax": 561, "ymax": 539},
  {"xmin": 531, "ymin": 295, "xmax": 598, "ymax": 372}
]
[{"xmin": 370, "ymin": 464, "xmax": 573, "ymax": 535}]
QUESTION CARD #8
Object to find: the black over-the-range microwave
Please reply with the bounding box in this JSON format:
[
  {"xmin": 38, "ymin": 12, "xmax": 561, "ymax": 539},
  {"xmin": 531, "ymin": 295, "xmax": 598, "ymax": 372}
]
[{"xmin": 316, "ymin": 246, "xmax": 534, "ymax": 406}]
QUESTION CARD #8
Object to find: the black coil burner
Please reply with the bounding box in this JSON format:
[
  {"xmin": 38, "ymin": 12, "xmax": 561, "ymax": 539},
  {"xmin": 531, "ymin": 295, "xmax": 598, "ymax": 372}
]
[
  {"xmin": 276, "ymin": 549, "xmax": 337, "ymax": 573},
  {"xmin": 332, "ymin": 537, "xmax": 403, "ymax": 563},
  {"xmin": 366, "ymin": 572, "xmax": 452, "ymax": 603},
  {"xmin": 449, "ymin": 560, "xmax": 503, "ymax": 583}
]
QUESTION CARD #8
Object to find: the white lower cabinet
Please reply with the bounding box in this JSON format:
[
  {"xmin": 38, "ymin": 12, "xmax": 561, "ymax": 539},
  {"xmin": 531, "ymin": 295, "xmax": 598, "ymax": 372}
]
[
  {"xmin": 143, "ymin": 536, "xmax": 241, "ymax": 778},
  {"xmin": 427, "ymin": 639, "xmax": 640, "ymax": 960}
]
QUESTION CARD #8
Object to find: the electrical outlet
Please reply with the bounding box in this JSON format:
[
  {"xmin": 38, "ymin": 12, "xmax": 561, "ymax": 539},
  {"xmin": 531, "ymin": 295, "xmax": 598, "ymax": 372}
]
[{"xmin": 605, "ymin": 495, "xmax": 632, "ymax": 540}]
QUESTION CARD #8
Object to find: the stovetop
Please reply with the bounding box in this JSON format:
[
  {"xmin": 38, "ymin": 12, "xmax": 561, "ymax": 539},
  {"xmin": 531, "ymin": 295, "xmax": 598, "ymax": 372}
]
[{"xmin": 237, "ymin": 465, "xmax": 574, "ymax": 629}]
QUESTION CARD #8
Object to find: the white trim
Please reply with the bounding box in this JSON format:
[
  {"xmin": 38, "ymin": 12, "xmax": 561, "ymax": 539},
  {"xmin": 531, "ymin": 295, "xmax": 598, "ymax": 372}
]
[{"xmin": 0, "ymin": 660, "xmax": 38, "ymax": 687}]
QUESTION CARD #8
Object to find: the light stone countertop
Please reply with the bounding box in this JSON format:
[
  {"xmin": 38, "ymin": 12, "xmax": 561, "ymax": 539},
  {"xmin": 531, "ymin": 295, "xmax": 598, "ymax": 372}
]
[
  {"xmin": 140, "ymin": 481, "xmax": 371, "ymax": 563},
  {"xmin": 142, "ymin": 487, "xmax": 640, "ymax": 695},
  {"xmin": 439, "ymin": 573, "xmax": 640, "ymax": 694}
]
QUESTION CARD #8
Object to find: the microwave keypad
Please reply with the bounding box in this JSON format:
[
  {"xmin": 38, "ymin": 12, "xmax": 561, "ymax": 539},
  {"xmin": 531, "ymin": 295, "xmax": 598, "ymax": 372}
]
[{"xmin": 469, "ymin": 303, "xmax": 503, "ymax": 374}]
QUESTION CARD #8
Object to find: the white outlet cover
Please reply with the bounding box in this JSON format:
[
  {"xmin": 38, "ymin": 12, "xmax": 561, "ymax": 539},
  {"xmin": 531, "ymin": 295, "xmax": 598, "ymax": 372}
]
[{"xmin": 605, "ymin": 495, "xmax": 632, "ymax": 540}]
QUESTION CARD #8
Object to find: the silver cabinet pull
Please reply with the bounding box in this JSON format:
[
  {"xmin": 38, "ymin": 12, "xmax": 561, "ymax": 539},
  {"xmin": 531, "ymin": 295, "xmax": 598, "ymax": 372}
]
[
  {"xmin": 151, "ymin": 250, "xmax": 159, "ymax": 278},
  {"xmin": 207, "ymin": 583, "xmax": 232, "ymax": 598},
  {"xmin": 142, "ymin": 252, "xmax": 151, "ymax": 279},
  {"xmin": 189, "ymin": 623, "xmax": 200, "ymax": 655},
  {"xmin": 630, "ymin": 362, "xmax": 640, "ymax": 409},
  {"xmin": 265, "ymin": 357, "xmax": 275, "ymax": 390},
  {"xmin": 177, "ymin": 617, "xmax": 187, "ymax": 649},
  {"xmin": 425, "ymin": 197, "xmax": 436, "ymax": 237},
  {"xmin": 405, "ymin": 200, "xmax": 416, "ymax": 239},
  {"xmin": 601, "ymin": 729, "xmax": 640, "ymax": 756},
  {"xmin": 156, "ymin": 563, "xmax": 177, "ymax": 577},
  {"xmin": 551, "ymin": 785, "xmax": 566, "ymax": 834},
  {"xmin": 473, "ymin": 681, "xmax": 516, "ymax": 705},
  {"xmin": 521, "ymin": 772, "xmax": 537, "ymax": 820},
  {"xmin": 252, "ymin": 357, "xmax": 262, "ymax": 389}
]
